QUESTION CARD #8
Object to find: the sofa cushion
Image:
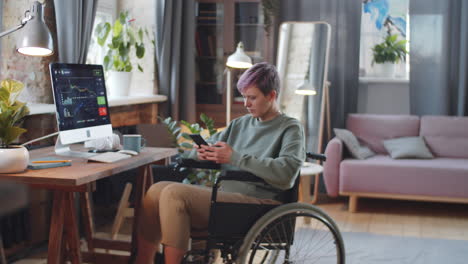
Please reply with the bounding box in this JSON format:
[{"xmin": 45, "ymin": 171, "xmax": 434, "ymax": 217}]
[
  {"xmin": 383, "ymin": 136, "xmax": 434, "ymax": 159},
  {"xmin": 347, "ymin": 114, "xmax": 420, "ymax": 154},
  {"xmin": 339, "ymin": 155, "xmax": 468, "ymax": 198},
  {"xmin": 420, "ymin": 115, "xmax": 468, "ymax": 159},
  {"xmin": 334, "ymin": 129, "xmax": 375, "ymax": 159}
]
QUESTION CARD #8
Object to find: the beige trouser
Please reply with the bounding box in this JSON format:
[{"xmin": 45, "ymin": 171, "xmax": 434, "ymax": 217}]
[{"xmin": 138, "ymin": 181, "xmax": 280, "ymax": 251}]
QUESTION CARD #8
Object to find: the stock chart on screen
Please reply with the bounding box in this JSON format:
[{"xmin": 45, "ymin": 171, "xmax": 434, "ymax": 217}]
[{"xmin": 51, "ymin": 64, "xmax": 111, "ymax": 131}]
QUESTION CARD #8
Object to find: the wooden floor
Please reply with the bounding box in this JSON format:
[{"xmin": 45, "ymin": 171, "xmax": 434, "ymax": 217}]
[
  {"xmin": 316, "ymin": 195, "xmax": 468, "ymax": 240},
  {"xmin": 12, "ymin": 195, "xmax": 468, "ymax": 263}
]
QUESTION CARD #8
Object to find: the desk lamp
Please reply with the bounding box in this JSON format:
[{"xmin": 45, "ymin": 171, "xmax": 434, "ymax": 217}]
[
  {"xmin": 0, "ymin": 1, "xmax": 54, "ymax": 56},
  {"xmin": 225, "ymin": 42, "xmax": 252, "ymax": 125}
]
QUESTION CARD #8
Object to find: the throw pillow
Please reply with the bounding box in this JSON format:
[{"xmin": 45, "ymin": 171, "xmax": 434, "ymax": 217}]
[
  {"xmin": 383, "ymin": 136, "xmax": 434, "ymax": 159},
  {"xmin": 333, "ymin": 128, "xmax": 375, "ymax": 160}
]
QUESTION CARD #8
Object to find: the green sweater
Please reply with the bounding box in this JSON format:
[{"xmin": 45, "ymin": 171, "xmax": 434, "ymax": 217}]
[{"xmin": 190, "ymin": 113, "xmax": 305, "ymax": 200}]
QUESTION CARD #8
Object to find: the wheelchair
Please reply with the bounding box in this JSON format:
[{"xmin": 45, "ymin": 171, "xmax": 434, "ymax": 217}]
[{"xmin": 174, "ymin": 153, "xmax": 345, "ymax": 264}]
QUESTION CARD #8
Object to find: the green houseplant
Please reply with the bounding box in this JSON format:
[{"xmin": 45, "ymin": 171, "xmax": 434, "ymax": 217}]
[
  {"xmin": 161, "ymin": 113, "xmax": 220, "ymax": 186},
  {"xmin": 94, "ymin": 11, "xmax": 148, "ymax": 97},
  {"xmin": 372, "ymin": 33, "xmax": 408, "ymax": 65},
  {"xmin": 371, "ymin": 33, "xmax": 408, "ymax": 77},
  {"xmin": 0, "ymin": 79, "xmax": 30, "ymax": 173}
]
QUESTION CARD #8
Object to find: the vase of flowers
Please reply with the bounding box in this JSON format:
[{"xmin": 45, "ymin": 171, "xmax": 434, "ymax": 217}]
[{"xmin": 0, "ymin": 79, "xmax": 30, "ymax": 173}]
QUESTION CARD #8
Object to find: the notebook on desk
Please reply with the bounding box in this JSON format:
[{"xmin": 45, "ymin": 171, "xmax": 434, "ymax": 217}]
[
  {"xmin": 87, "ymin": 152, "xmax": 132, "ymax": 163},
  {"xmin": 28, "ymin": 157, "xmax": 72, "ymax": 170}
]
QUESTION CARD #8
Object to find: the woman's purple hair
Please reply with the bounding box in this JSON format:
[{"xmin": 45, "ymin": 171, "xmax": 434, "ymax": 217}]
[{"xmin": 237, "ymin": 62, "xmax": 280, "ymax": 97}]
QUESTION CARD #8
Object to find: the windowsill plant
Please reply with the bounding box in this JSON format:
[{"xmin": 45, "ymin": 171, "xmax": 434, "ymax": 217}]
[
  {"xmin": 0, "ymin": 79, "xmax": 30, "ymax": 173},
  {"xmin": 371, "ymin": 33, "xmax": 408, "ymax": 77},
  {"xmin": 95, "ymin": 11, "xmax": 147, "ymax": 72},
  {"xmin": 372, "ymin": 33, "xmax": 408, "ymax": 65},
  {"xmin": 94, "ymin": 11, "xmax": 149, "ymax": 96}
]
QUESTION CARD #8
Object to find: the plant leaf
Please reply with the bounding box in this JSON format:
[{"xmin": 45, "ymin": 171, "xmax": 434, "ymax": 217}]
[
  {"xmin": 96, "ymin": 22, "xmax": 111, "ymax": 46},
  {"xmin": 1, "ymin": 126, "xmax": 26, "ymax": 146},
  {"xmin": 136, "ymin": 43, "xmax": 145, "ymax": 58},
  {"xmin": 113, "ymin": 19, "xmax": 123, "ymax": 38}
]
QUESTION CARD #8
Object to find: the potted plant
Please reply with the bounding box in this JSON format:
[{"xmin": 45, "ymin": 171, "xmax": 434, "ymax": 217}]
[
  {"xmin": 95, "ymin": 11, "xmax": 148, "ymax": 97},
  {"xmin": 0, "ymin": 79, "xmax": 30, "ymax": 173},
  {"xmin": 371, "ymin": 33, "xmax": 408, "ymax": 77},
  {"xmin": 161, "ymin": 113, "xmax": 220, "ymax": 186}
]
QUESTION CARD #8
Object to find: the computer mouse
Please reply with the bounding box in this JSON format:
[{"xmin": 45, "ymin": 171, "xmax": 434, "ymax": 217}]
[{"xmin": 118, "ymin": 149, "xmax": 138, "ymax": 156}]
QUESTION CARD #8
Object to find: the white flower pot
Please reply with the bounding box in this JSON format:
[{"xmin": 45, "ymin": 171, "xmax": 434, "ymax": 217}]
[
  {"xmin": 107, "ymin": 71, "xmax": 132, "ymax": 97},
  {"xmin": 373, "ymin": 62, "xmax": 396, "ymax": 78},
  {"xmin": 0, "ymin": 146, "xmax": 29, "ymax": 173}
]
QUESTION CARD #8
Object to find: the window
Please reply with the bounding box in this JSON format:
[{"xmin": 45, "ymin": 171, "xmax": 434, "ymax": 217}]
[
  {"xmin": 87, "ymin": 0, "xmax": 156, "ymax": 96},
  {"xmin": 359, "ymin": 0, "xmax": 409, "ymax": 78},
  {"xmin": 86, "ymin": 11, "xmax": 114, "ymax": 66}
]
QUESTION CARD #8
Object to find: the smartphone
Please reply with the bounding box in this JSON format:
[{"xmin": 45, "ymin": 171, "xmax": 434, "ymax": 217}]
[{"xmin": 189, "ymin": 134, "xmax": 209, "ymax": 147}]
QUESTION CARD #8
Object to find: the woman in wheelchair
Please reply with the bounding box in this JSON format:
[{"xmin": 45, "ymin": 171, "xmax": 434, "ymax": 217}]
[{"xmin": 135, "ymin": 63, "xmax": 341, "ymax": 264}]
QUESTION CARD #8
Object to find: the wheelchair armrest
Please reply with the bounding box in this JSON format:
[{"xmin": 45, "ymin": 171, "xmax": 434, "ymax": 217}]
[
  {"xmin": 216, "ymin": 170, "xmax": 266, "ymax": 185},
  {"xmin": 176, "ymin": 158, "xmax": 221, "ymax": 170},
  {"xmin": 306, "ymin": 152, "xmax": 326, "ymax": 162}
]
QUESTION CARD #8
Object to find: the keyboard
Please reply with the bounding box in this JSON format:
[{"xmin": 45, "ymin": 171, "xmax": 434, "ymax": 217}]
[{"xmin": 87, "ymin": 152, "xmax": 132, "ymax": 163}]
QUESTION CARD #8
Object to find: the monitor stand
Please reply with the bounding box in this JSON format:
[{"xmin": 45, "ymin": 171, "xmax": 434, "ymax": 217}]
[{"xmin": 55, "ymin": 135, "xmax": 96, "ymax": 159}]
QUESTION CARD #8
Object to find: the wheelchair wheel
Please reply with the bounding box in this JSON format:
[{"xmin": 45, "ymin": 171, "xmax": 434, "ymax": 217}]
[{"xmin": 236, "ymin": 203, "xmax": 345, "ymax": 264}]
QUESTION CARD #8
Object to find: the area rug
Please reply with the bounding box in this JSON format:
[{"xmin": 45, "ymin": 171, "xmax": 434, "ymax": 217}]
[{"xmin": 342, "ymin": 232, "xmax": 468, "ymax": 264}]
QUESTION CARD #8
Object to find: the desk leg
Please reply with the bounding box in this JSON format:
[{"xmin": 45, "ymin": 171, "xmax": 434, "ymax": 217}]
[
  {"xmin": 80, "ymin": 191, "xmax": 95, "ymax": 252},
  {"xmin": 300, "ymin": 173, "xmax": 321, "ymax": 204},
  {"xmin": 63, "ymin": 192, "xmax": 83, "ymax": 264},
  {"xmin": 311, "ymin": 173, "xmax": 320, "ymax": 204},
  {"xmin": 47, "ymin": 190, "xmax": 83, "ymax": 264},
  {"xmin": 48, "ymin": 191, "xmax": 65, "ymax": 264},
  {"xmin": 300, "ymin": 175, "xmax": 312, "ymax": 203},
  {"xmin": 130, "ymin": 164, "xmax": 152, "ymax": 258}
]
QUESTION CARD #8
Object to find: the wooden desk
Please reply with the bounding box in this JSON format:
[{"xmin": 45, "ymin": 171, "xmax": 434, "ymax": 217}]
[{"xmin": 0, "ymin": 147, "xmax": 177, "ymax": 264}]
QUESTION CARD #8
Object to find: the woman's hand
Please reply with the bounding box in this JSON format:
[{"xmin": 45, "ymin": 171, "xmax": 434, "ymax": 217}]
[
  {"xmin": 194, "ymin": 144, "xmax": 209, "ymax": 161},
  {"xmin": 197, "ymin": 141, "xmax": 233, "ymax": 164}
]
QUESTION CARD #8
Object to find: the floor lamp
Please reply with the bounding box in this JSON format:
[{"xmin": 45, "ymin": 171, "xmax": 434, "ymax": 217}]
[{"xmin": 225, "ymin": 42, "xmax": 253, "ymax": 126}]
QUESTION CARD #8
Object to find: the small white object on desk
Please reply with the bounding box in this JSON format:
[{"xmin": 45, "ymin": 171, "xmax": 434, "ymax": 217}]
[
  {"xmin": 300, "ymin": 162, "xmax": 324, "ymax": 204},
  {"xmin": 87, "ymin": 152, "xmax": 132, "ymax": 163},
  {"xmin": 118, "ymin": 149, "xmax": 138, "ymax": 156}
]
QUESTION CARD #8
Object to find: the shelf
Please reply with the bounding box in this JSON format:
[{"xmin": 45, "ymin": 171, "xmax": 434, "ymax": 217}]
[
  {"xmin": 197, "ymin": 23, "xmax": 221, "ymax": 27},
  {"xmin": 197, "ymin": 81, "xmax": 217, "ymax": 85},
  {"xmin": 235, "ymin": 23, "xmax": 262, "ymax": 26},
  {"xmin": 195, "ymin": 0, "xmax": 271, "ymax": 126},
  {"xmin": 196, "ymin": 56, "xmax": 217, "ymax": 59},
  {"xmin": 27, "ymin": 94, "xmax": 167, "ymax": 116},
  {"xmin": 359, "ymin": 76, "xmax": 409, "ymax": 84}
]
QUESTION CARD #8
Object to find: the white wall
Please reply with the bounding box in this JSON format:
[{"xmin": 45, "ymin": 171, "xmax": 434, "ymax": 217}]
[{"xmin": 357, "ymin": 77, "xmax": 410, "ymax": 115}]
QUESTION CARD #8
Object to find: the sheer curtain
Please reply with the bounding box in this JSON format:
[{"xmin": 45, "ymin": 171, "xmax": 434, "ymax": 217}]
[
  {"xmin": 154, "ymin": 0, "xmax": 196, "ymax": 122},
  {"xmin": 279, "ymin": 0, "xmax": 362, "ymax": 151},
  {"xmin": 409, "ymin": 0, "xmax": 468, "ymax": 116},
  {"xmin": 54, "ymin": 0, "xmax": 98, "ymax": 63}
]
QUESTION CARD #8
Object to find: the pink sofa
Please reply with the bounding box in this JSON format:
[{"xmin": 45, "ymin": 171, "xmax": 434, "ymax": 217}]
[{"xmin": 323, "ymin": 114, "xmax": 468, "ymax": 212}]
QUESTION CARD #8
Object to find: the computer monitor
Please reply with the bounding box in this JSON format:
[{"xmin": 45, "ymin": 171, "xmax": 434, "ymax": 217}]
[{"xmin": 50, "ymin": 63, "xmax": 113, "ymax": 158}]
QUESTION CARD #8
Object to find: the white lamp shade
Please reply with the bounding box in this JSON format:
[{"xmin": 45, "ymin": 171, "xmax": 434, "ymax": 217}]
[
  {"xmin": 226, "ymin": 42, "xmax": 252, "ymax": 69},
  {"xmin": 295, "ymin": 81, "xmax": 317, "ymax": 95},
  {"xmin": 16, "ymin": 1, "xmax": 54, "ymax": 56}
]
